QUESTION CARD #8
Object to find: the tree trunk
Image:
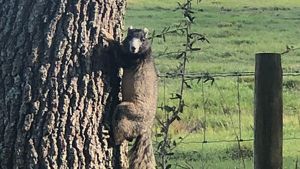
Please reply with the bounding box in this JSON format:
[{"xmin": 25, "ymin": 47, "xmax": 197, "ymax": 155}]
[{"xmin": 0, "ymin": 0, "xmax": 126, "ymax": 168}]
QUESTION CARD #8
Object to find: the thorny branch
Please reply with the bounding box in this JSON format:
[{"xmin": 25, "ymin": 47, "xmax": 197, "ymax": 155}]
[
  {"xmin": 153, "ymin": 0, "xmax": 208, "ymax": 168},
  {"xmin": 281, "ymin": 45, "xmax": 300, "ymax": 55}
]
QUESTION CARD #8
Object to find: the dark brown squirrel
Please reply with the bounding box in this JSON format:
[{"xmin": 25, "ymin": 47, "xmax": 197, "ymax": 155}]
[{"xmin": 101, "ymin": 27, "xmax": 157, "ymax": 169}]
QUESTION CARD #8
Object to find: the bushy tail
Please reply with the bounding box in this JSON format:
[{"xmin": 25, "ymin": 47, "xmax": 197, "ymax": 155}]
[{"xmin": 129, "ymin": 131, "xmax": 156, "ymax": 169}]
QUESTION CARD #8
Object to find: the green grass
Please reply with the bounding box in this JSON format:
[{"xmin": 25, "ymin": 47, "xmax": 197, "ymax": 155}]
[
  {"xmin": 126, "ymin": 0, "xmax": 300, "ymax": 168},
  {"xmin": 127, "ymin": 0, "xmax": 300, "ymax": 73}
]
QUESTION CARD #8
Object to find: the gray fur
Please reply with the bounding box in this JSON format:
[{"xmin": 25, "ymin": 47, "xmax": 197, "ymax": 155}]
[{"xmin": 102, "ymin": 28, "xmax": 157, "ymax": 169}]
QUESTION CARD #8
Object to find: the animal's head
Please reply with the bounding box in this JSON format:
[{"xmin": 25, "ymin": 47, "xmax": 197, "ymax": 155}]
[{"xmin": 124, "ymin": 26, "xmax": 150, "ymax": 55}]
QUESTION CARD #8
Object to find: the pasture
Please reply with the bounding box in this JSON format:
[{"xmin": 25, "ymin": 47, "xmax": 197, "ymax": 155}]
[{"xmin": 126, "ymin": 0, "xmax": 300, "ymax": 168}]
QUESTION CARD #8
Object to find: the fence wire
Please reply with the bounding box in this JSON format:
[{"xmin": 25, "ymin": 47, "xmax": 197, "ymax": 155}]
[{"xmin": 156, "ymin": 71, "xmax": 300, "ymax": 168}]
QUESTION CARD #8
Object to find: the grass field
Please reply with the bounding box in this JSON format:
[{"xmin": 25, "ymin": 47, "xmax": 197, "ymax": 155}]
[{"xmin": 126, "ymin": 0, "xmax": 300, "ymax": 168}]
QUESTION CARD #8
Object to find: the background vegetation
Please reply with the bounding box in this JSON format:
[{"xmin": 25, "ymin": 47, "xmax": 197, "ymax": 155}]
[{"xmin": 126, "ymin": 0, "xmax": 300, "ymax": 168}]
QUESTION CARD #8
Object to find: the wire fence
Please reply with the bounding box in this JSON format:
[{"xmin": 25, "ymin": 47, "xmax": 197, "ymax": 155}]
[{"xmin": 155, "ymin": 71, "xmax": 300, "ymax": 168}]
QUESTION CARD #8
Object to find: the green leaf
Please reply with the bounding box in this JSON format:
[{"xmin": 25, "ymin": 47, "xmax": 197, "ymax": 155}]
[
  {"xmin": 155, "ymin": 133, "xmax": 163, "ymax": 137},
  {"xmin": 184, "ymin": 81, "xmax": 192, "ymax": 89},
  {"xmin": 163, "ymin": 105, "xmax": 175, "ymax": 112},
  {"xmin": 191, "ymin": 48, "xmax": 201, "ymax": 51}
]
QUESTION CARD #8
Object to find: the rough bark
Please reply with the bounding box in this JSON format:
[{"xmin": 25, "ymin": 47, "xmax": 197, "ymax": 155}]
[{"xmin": 0, "ymin": 0, "xmax": 126, "ymax": 168}]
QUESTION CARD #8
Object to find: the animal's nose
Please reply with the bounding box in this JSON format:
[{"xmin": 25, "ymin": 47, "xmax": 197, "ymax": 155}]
[{"xmin": 131, "ymin": 46, "xmax": 136, "ymax": 52}]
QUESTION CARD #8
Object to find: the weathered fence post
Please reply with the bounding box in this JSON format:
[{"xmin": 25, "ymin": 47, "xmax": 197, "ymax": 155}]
[{"xmin": 254, "ymin": 53, "xmax": 283, "ymax": 169}]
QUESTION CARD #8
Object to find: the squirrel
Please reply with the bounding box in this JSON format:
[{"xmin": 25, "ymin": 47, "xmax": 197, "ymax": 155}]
[{"xmin": 101, "ymin": 27, "xmax": 158, "ymax": 169}]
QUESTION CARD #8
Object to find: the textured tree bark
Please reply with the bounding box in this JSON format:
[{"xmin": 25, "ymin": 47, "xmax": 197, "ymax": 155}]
[{"xmin": 0, "ymin": 0, "xmax": 126, "ymax": 168}]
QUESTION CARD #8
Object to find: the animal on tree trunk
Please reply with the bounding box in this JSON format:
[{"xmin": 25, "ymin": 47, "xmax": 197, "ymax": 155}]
[{"xmin": 101, "ymin": 27, "xmax": 158, "ymax": 169}]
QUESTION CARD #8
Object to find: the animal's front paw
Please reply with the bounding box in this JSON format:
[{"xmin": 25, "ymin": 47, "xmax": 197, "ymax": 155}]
[{"xmin": 100, "ymin": 28, "xmax": 114, "ymax": 41}]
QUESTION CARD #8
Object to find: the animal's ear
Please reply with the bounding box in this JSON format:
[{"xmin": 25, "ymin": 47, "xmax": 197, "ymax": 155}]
[
  {"xmin": 128, "ymin": 26, "xmax": 133, "ymax": 31},
  {"xmin": 143, "ymin": 28, "xmax": 149, "ymax": 38},
  {"xmin": 127, "ymin": 26, "xmax": 133, "ymax": 35}
]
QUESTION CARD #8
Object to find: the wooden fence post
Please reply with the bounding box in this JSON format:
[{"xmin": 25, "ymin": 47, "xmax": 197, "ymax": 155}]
[{"xmin": 254, "ymin": 53, "xmax": 283, "ymax": 169}]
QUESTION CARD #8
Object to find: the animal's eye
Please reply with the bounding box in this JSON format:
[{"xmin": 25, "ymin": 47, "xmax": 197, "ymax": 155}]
[{"xmin": 141, "ymin": 37, "xmax": 145, "ymax": 41}]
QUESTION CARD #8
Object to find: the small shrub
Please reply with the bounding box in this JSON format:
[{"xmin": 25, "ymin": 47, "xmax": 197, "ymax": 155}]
[{"xmin": 224, "ymin": 144, "xmax": 253, "ymax": 160}]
